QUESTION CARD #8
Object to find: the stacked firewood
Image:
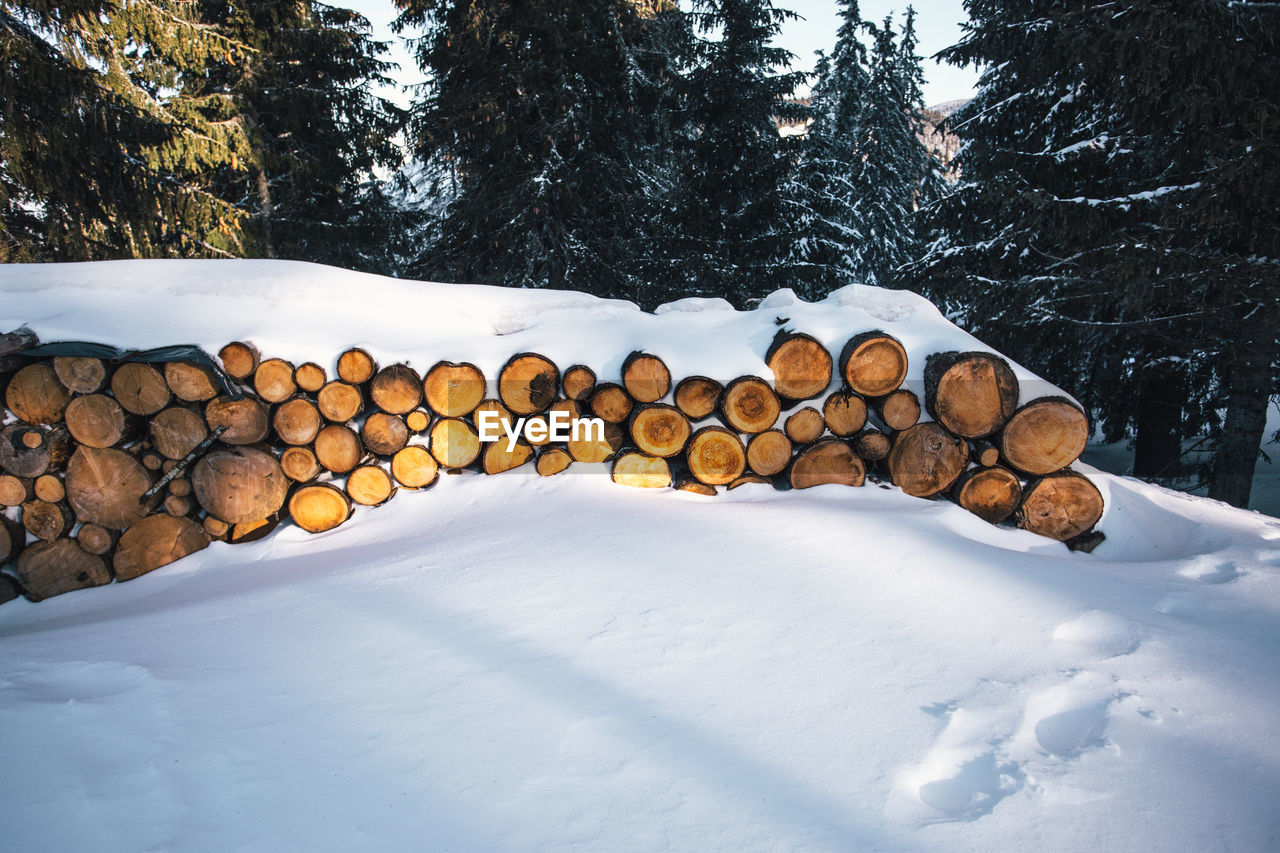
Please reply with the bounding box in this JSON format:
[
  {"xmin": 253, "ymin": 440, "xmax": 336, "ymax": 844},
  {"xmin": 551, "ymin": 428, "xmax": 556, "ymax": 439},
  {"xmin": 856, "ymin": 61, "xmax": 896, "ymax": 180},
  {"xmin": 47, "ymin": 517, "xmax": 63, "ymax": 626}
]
[{"xmin": 0, "ymin": 327, "xmax": 1102, "ymax": 603}]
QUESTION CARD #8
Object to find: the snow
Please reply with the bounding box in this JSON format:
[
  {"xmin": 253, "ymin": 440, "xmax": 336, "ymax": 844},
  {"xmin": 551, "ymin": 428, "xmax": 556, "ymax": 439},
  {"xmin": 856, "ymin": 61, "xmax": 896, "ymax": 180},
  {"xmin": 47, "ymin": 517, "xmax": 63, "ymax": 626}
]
[{"xmin": 3, "ymin": 260, "xmax": 1280, "ymax": 851}]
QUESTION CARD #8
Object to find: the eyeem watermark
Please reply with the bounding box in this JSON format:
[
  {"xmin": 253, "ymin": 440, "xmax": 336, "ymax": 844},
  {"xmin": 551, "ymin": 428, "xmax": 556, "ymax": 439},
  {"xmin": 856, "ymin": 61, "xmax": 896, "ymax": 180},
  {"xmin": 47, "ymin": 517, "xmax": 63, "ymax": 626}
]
[{"xmin": 477, "ymin": 410, "xmax": 605, "ymax": 451}]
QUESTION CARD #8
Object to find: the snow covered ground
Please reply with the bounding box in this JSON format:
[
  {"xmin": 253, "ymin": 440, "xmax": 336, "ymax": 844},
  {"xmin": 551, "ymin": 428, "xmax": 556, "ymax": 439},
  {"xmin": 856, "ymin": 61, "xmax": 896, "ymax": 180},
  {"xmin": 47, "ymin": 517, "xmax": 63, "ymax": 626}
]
[{"xmin": 2, "ymin": 261, "xmax": 1279, "ymax": 851}]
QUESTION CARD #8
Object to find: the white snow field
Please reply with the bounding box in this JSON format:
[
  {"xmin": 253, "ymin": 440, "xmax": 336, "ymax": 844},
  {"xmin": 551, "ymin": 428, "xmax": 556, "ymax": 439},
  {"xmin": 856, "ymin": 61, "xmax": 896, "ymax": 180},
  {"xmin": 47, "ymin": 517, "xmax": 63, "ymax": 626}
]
[{"xmin": 2, "ymin": 260, "xmax": 1280, "ymax": 852}]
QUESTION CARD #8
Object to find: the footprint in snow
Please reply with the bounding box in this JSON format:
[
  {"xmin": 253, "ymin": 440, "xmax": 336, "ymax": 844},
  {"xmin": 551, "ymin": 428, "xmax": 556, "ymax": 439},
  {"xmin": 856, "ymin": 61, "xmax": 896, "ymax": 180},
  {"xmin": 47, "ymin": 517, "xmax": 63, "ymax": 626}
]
[
  {"xmin": 916, "ymin": 752, "xmax": 1024, "ymax": 819},
  {"xmin": 1179, "ymin": 560, "xmax": 1242, "ymax": 584},
  {"xmin": 1052, "ymin": 610, "xmax": 1143, "ymax": 659}
]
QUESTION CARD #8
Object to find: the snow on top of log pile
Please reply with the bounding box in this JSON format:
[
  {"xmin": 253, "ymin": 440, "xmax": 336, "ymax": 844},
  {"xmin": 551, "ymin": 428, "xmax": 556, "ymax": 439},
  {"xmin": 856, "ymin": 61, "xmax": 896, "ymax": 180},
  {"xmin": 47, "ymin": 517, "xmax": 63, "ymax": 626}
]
[{"xmin": 0, "ymin": 258, "xmax": 1060, "ymax": 400}]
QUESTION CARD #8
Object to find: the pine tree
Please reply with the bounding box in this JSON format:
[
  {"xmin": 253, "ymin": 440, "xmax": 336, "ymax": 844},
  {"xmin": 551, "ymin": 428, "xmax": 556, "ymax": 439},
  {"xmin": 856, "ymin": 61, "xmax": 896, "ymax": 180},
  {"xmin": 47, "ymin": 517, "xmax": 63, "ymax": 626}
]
[
  {"xmin": 1, "ymin": 0, "xmax": 255, "ymax": 260},
  {"xmin": 788, "ymin": 3, "xmax": 937, "ymax": 291},
  {"xmin": 663, "ymin": 0, "xmax": 808, "ymax": 305},
  {"xmin": 787, "ymin": 0, "xmax": 872, "ymax": 294},
  {"xmin": 915, "ymin": 0, "xmax": 1280, "ymax": 507},
  {"xmin": 395, "ymin": 0, "xmax": 687, "ymax": 300},
  {"xmin": 198, "ymin": 0, "xmax": 410, "ymax": 272}
]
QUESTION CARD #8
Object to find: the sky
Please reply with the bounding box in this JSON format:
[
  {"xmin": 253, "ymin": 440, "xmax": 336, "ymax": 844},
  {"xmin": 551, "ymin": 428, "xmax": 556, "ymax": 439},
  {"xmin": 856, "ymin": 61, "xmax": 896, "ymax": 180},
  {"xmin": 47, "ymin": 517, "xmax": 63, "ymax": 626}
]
[{"xmin": 350, "ymin": 0, "xmax": 979, "ymax": 109}]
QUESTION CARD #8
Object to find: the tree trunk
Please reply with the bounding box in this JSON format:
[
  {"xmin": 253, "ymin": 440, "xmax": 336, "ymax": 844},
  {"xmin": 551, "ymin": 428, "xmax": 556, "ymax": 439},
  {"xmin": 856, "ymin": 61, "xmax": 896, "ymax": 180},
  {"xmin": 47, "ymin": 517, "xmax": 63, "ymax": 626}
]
[
  {"xmin": 1209, "ymin": 331, "xmax": 1276, "ymax": 508},
  {"xmin": 789, "ymin": 438, "xmax": 865, "ymax": 489},
  {"xmin": 114, "ymin": 514, "xmax": 209, "ymax": 580},
  {"xmin": 256, "ymin": 167, "xmax": 276, "ymax": 259},
  {"xmin": 1132, "ymin": 364, "xmax": 1184, "ymax": 479}
]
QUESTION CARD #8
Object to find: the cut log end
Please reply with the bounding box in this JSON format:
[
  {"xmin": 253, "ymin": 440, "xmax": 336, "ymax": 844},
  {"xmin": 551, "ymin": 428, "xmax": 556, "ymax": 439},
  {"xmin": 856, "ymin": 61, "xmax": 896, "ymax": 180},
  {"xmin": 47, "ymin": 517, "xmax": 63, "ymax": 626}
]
[
  {"xmin": 499, "ymin": 353, "xmax": 559, "ymax": 415},
  {"xmin": 347, "ymin": 465, "xmax": 396, "ymax": 506},
  {"xmin": 535, "ymin": 447, "xmax": 573, "ymax": 477},
  {"xmin": 1016, "ymin": 471, "xmax": 1104, "ymax": 542},
  {"xmin": 566, "ymin": 420, "xmax": 625, "ymax": 464},
  {"xmin": 314, "ymin": 424, "xmax": 365, "ymax": 474},
  {"xmin": 590, "ymin": 383, "xmax": 634, "ymax": 424},
  {"xmin": 164, "ymin": 361, "xmax": 219, "ymax": 402},
  {"xmin": 281, "ymin": 446, "xmax": 322, "ymax": 483},
  {"xmin": 6, "ymin": 363, "xmax": 72, "ymax": 424},
  {"xmin": 111, "ymin": 362, "xmax": 171, "ymax": 416},
  {"xmin": 191, "ymin": 446, "xmax": 289, "ymax": 525},
  {"xmin": 423, "ymin": 361, "xmax": 486, "ymax": 417},
  {"xmin": 205, "ymin": 396, "xmax": 269, "ymax": 445},
  {"xmin": 784, "ymin": 407, "xmax": 825, "ymax": 444},
  {"xmin": 15, "ymin": 539, "xmax": 110, "ymax": 601},
  {"xmin": 218, "ymin": 342, "xmax": 259, "ymax": 380},
  {"xmin": 53, "ymin": 356, "xmax": 107, "ymax": 394},
  {"xmin": 482, "ymin": 439, "xmax": 534, "ymax": 475},
  {"xmin": 151, "ymin": 406, "xmax": 209, "ymax": 459},
  {"xmin": 789, "ymin": 439, "xmax": 865, "ymax": 489},
  {"xmin": 720, "ymin": 376, "xmax": 780, "ymax": 434},
  {"xmin": 746, "ymin": 429, "xmax": 792, "ymax": 476},
  {"xmin": 621, "ymin": 353, "xmax": 671, "ymax": 404},
  {"xmin": 289, "ymin": 483, "xmax": 352, "ymax": 534},
  {"xmin": 1000, "ymin": 397, "xmax": 1089, "ymax": 476},
  {"xmin": 612, "ymin": 452, "xmax": 671, "ymax": 488},
  {"xmin": 253, "ymin": 358, "xmax": 297, "ymax": 403},
  {"xmin": 686, "ymin": 427, "xmax": 746, "ymax": 486},
  {"xmin": 114, "ymin": 515, "xmax": 209, "ymax": 581},
  {"xmin": 924, "ymin": 351, "xmax": 1020, "ymax": 439},
  {"xmin": 822, "ymin": 391, "xmax": 868, "ymax": 437},
  {"xmin": 630, "ymin": 404, "xmax": 691, "ymax": 458},
  {"xmin": 361, "ymin": 412, "xmax": 409, "ymax": 456},
  {"xmin": 887, "ymin": 422, "xmax": 971, "ymax": 497},
  {"xmin": 853, "ymin": 429, "xmax": 891, "ymax": 462},
  {"xmin": 430, "ymin": 418, "xmax": 481, "ymax": 469},
  {"xmin": 337, "ymin": 348, "xmax": 378, "ymax": 385},
  {"xmin": 673, "ymin": 477, "xmax": 717, "ymax": 496},
  {"xmin": 953, "ymin": 466, "xmax": 1023, "ymax": 524},
  {"xmin": 674, "ymin": 376, "xmax": 722, "ymax": 420},
  {"xmin": 766, "ymin": 332, "xmax": 833, "ymax": 401},
  {"xmin": 272, "ymin": 397, "xmax": 322, "ymax": 447},
  {"xmin": 65, "ymin": 394, "xmax": 130, "ymax": 449},
  {"xmin": 294, "ymin": 362, "xmax": 327, "ymax": 393},
  {"xmin": 317, "ymin": 380, "xmax": 363, "ymax": 423},
  {"xmin": 876, "ymin": 389, "xmax": 921, "ymax": 432},
  {"xmin": 391, "ymin": 445, "xmax": 439, "ymax": 488},
  {"xmin": 562, "ymin": 365, "xmax": 597, "ymax": 401},
  {"xmin": 66, "ymin": 446, "xmax": 156, "ymax": 529},
  {"xmin": 370, "ymin": 364, "xmax": 423, "ymax": 415},
  {"xmin": 841, "ymin": 332, "xmax": 908, "ymax": 397}
]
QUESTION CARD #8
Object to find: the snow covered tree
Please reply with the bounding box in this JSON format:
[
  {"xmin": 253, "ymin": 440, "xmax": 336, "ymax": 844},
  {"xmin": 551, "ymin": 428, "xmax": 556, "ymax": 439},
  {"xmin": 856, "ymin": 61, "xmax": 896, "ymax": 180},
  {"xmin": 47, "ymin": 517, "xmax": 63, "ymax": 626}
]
[
  {"xmin": 1, "ymin": 0, "xmax": 255, "ymax": 260},
  {"xmin": 394, "ymin": 0, "xmax": 687, "ymax": 299},
  {"xmin": 788, "ymin": 3, "xmax": 938, "ymax": 292},
  {"xmin": 660, "ymin": 0, "xmax": 808, "ymax": 304},
  {"xmin": 199, "ymin": 0, "xmax": 409, "ymax": 272},
  {"xmin": 915, "ymin": 0, "xmax": 1280, "ymax": 507}
]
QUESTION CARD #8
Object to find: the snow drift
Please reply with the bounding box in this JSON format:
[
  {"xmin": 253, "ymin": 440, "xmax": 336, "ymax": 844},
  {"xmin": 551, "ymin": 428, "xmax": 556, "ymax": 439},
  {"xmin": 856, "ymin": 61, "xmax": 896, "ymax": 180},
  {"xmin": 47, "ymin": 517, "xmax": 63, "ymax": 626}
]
[{"xmin": 1, "ymin": 260, "xmax": 1279, "ymax": 851}]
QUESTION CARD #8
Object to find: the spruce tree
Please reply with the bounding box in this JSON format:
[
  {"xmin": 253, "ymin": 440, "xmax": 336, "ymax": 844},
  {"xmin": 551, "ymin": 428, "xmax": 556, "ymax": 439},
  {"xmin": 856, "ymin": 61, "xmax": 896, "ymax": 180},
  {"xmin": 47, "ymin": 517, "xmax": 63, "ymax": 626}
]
[
  {"xmin": 787, "ymin": 0, "xmax": 872, "ymax": 294},
  {"xmin": 198, "ymin": 0, "xmax": 410, "ymax": 272},
  {"xmin": 1, "ymin": 0, "xmax": 255, "ymax": 260},
  {"xmin": 789, "ymin": 3, "xmax": 936, "ymax": 291},
  {"xmin": 916, "ymin": 0, "xmax": 1279, "ymax": 507},
  {"xmin": 395, "ymin": 0, "xmax": 687, "ymax": 300},
  {"xmin": 664, "ymin": 0, "xmax": 808, "ymax": 305}
]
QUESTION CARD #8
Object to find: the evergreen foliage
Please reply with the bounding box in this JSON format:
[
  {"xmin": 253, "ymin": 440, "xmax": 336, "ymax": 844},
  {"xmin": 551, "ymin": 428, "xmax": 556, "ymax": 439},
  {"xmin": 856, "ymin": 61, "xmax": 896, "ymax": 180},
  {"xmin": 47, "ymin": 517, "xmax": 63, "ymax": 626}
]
[
  {"xmin": 788, "ymin": 2, "xmax": 937, "ymax": 292},
  {"xmin": 659, "ymin": 0, "xmax": 808, "ymax": 305},
  {"xmin": 1, "ymin": 0, "xmax": 255, "ymax": 260},
  {"xmin": 394, "ymin": 0, "xmax": 688, "ymax": 300},
  {"xmin": 915, "ymin": 0, "xmax": 1280, "ymax": 507},
  {"xmin": 199, "ymin": 0, "xmax": 409, "ymax": 270}
]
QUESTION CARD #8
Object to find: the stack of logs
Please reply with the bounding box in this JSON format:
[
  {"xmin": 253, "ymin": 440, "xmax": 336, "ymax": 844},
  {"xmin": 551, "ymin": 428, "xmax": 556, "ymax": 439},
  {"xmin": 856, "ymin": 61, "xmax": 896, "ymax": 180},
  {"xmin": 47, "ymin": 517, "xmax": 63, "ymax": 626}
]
[{"xmin": 0, "ymin": 327, "xmax": 1103, "ymax": 603}]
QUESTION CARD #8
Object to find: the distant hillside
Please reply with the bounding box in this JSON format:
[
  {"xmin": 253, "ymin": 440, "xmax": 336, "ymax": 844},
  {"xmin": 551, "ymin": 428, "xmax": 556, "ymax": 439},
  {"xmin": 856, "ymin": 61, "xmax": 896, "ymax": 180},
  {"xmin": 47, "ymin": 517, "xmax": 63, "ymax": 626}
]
[
  {"xmin": 920, "ymin": 100, "xmax": 966, "ymax": 169},
  {"xmin": 776, "ymin": 98, "xmax": 967, "ymax": 171}
]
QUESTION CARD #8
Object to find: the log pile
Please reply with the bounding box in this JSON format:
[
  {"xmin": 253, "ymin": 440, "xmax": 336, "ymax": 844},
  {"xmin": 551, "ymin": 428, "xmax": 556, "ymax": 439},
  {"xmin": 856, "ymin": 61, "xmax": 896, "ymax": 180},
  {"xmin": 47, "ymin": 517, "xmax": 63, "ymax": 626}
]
[{"xmin": 0, "ymin": 324, "xmax": 1104, "ymax": 602}]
